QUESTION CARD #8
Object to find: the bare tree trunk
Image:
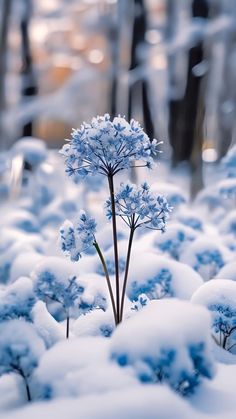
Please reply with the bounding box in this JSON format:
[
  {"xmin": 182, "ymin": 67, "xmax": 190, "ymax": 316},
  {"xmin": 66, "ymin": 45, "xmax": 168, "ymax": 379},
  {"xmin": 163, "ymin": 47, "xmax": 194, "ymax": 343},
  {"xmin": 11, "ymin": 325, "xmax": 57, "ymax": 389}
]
[
  {"xmin": 0, "ymin": 0, "xmax": 12, "ymax": 150},
  {"xmin": 169, "ymin": 0, "xmax": 209, "ymax": 169},
  {"xmin": 127, "ymin": 0, "xmax": 154, "ymax": 140},
  {"xmin": 20, "ymin": 0, "xmax": 38, "ymax": 137}
]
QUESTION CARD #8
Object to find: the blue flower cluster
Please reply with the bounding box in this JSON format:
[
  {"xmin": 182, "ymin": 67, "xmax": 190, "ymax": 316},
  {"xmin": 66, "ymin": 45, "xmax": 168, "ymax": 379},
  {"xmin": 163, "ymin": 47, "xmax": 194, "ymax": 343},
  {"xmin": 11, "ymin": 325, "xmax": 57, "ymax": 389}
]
[
  {"xmin": 113, "ymin": 341, "xmax": 213, "ymax": 396},
  {"xmin": 60, "ymin": 211, "xmax": 96, "ymax": 261},
  {"xmin": 209, "ymin": 302, "xmax": 236, "ymax": 336},
  {"xmin": 34, "ymin": 271, "xmax": 84, "ymax": 310},
  {"xmin": 105, "ymin": 182, "xmax": 172, "ymax": 232},
  {"xmin": 131, "ymin": 294, "xmax": 150, "ymax": 311},
  {"xmin": 96, "ymin": 257, "xmax": 126, "ymax": 277},
  {"xmin": 130, "ymin": 268, "xmax": 173, "ymax": 301},
  {"xmin": 195, "ymin": 250, "xmax": 224, "ymax": 272},
  {"xmin": 60, "ymin": 114, "xmax": 160, "ymax": 180},
  {"xmin": 157, "ymin": 230, "xmax": 195, "ymax": 260},
  {"xmin": 178, "ymin": 215, "xmax": 203, "ymax": 231}
]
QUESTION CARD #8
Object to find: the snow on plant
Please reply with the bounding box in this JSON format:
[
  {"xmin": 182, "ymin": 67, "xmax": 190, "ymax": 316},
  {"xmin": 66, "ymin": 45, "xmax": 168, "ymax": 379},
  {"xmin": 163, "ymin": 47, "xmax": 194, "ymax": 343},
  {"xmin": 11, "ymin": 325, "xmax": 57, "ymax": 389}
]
[
  {"xmin": 216, "ymin": 261, "xmax": 236, "ymax": 281},
  {"xmin": 110, "ymin": 299, "xmax": 215, "ymax": 396},
  {"xmin": 151, "ymin": 182, "xmax": 188, "ymax": 208},
  {"xmin": 72, "ymin": 309, "xmax": 115, "ymax": 338},
  {"xmin": 218, "ymin": 178, "xmax": 236, "ymax": 200},
  {"xmin": 11, "ymin": 138, "xmax": 47, "ymax": 168},
  {"xmin": 153, "ymin": 222, "xmax": 197, "ymax": 260},
  {"xmin": 126, "ymin": 253, "xmax": 203, "ymax": 303},
  {"xmin": 0, "ymin": 319, "xmax": 45, "ymax": 402},
  {"xmin": 191, "ymin": 279, "xmax": 236, "ymax": 353},
  {"xmin": 219, "ymin": 210, "xmax": 236, "ymax": 238},
  {"xmin": 180, "ymin": 237, "xmax": 232, "ymax": 281},
  {"xmin": 60, "ymin": 211, "xmax": 97, "ymax": 262},
  {"xmin": 0, "ymin": 233, "xmax": 44, "ymax": 284},
  {"xmin": 221, "ymin": 144, "xmax": 236, "ymax": 178},
  {"xmin": 0, "ymin": 277, "xmax": 35, "ymax": 321},
  {"xmin": 33, "ymin": 337, "xmax": 137, "ymax": 399},
  {"xmin": 177, "ymin": 210, "xmax": 204, "ymax": 231},
  {"xmin": 32, "ymin": 257, "xmax": 84, "ymax": 339},
  {"xmin": 60, "ymin": 114, "xmax": 168, "ymax": 325}
]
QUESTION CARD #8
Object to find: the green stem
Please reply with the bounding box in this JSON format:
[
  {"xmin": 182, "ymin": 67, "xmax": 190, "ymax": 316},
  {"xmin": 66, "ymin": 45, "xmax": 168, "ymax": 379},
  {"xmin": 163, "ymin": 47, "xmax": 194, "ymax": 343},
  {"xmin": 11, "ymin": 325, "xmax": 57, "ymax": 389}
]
[
  {"xmin": 120, "ymin": 227, "xmax": 135, "ymax": 321},
  {"xmin": 94, "ymin": 241, "xmax": 118, "ymax": 325},
  {"xmin": 108, "ymin": 174, "xmax": 120, "ymax": 323}
]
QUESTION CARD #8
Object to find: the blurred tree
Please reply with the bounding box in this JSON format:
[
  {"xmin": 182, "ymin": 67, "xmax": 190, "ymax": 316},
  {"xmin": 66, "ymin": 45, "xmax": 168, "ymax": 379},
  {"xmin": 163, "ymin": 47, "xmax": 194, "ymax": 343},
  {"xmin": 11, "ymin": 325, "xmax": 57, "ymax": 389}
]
[
  {"xmin": 20, "ymin": 0, "xmax": 38, "ymax": 137},
  {"xmin": 0, "ymin": 0, "xmax": 12, "ymax": 149},
  {"xmin": 127, "ymin": 0, "xmax": 154, "ymax": 141},
  {"xmin": 168, "ymin": 0, "xmax": 209, "ymax": 197}
]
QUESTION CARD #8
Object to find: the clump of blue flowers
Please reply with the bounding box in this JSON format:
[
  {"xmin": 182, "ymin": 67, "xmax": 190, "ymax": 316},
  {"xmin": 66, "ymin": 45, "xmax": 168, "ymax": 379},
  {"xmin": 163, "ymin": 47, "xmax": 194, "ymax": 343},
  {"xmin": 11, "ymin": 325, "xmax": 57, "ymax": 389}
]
[
  {"xmin": 34, "ymin": 265, "xmax": 84, "ymax": 339},
  {"xmin": 60, "ymin": 211, "xmax": 96, "ymax": 262},
  {"xmin": 60, "ymin": 114, "xmax": 170, "ymax": 325},
  {"xmin": 106, "ymin": 182, "xmax": 172, "ymax": 232},
  {"xmin": 60, "ymin": 114, "xmax": 160, "ymax": 179}
]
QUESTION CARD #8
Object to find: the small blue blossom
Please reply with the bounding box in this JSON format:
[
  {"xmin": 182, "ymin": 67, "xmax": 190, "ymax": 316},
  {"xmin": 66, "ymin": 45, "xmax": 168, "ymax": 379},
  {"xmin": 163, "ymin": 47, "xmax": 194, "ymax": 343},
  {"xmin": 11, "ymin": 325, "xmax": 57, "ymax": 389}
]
[
  {"xmin": 34, "ymin": 271, "xmax": 83, "ymax": 311},
  {"xmin": 195, "ymin": 250, "xmax": 224, "ymax": 272},
  {"xmin": 60, "ymin": 211, "xmax": 96, "ymax": 261},
  {"xmin": 60, "ymin": 114, "xmax": 161, "ymax": 180},
  {"xmin": 130, "ymin": 269, "xmax": 173, "ymax": 301},
  {"xmin": 131, "ymin": 294, "xmax": 150, "ymax": 311},
  {"xmin": 105, "ymin": 182, "xmax": 172, "ymax": 232}
]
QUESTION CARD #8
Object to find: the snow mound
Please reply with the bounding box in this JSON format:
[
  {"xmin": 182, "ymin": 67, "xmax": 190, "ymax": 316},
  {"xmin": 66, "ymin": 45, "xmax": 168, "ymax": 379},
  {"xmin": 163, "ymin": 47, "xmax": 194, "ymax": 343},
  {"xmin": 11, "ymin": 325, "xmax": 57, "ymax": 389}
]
[
  {"xmin": 216, "ymin": 261, "xmax": 236, "ymax": 281},
  {"xmin": 110, "ymin": 299, "xmax": 215, "ymax": 395},
  {"xmin": 191, "ymin": 279, "xmax": 236, "ymax": 354},
  {"xmin": 127, "ymin": 252, "xmax": 203, "ymax": 301}
]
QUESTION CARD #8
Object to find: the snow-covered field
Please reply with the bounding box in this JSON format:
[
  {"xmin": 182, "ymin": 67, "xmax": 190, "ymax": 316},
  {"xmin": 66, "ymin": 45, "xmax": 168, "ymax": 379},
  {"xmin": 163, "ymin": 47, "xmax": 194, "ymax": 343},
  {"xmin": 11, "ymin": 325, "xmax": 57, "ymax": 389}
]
[{"xmin": 0, "ymin": 121, "xmax": 236, "ymax": 418}]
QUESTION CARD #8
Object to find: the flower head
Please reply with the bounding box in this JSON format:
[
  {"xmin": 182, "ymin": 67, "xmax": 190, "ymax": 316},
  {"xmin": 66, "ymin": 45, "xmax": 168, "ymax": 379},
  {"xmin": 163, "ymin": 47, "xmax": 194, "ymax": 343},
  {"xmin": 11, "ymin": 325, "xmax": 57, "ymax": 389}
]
[
  {"xmin": 60, "ymin": 114, "xmax": 161, "ymax": 181},
  {"xmin": 105, "ymin": 181, "xmax": 172, "ymax": 231},
  {"xmin": 60, "ymin": 211, "xmax": 96, "ymax": 261}
]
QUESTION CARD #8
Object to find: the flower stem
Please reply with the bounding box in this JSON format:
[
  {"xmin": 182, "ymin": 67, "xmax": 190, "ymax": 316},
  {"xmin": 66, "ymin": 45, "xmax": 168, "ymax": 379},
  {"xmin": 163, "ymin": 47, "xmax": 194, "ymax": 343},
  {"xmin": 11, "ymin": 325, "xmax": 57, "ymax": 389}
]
[
  {"xmin": 120, "ymin": 226, "xmax": 135, "ymax": 321},
  {"xmin": 66, "ymin": 314, "xmax": 70, "ymax": 339},
  {"xmin": 94, "ymin": 241, "xmax": 118, "ymax": 325},
  {"xmin": 108, "ymin": 174, "xmax": 120, "ymax": 323}
]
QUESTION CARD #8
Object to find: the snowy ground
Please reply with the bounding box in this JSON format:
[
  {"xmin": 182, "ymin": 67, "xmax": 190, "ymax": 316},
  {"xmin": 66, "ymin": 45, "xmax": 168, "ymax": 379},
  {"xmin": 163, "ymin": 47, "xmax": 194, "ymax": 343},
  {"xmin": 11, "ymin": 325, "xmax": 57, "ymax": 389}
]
[{"xmin": 0, "ymin": 136, "xmax": 236, "ymax": 418}]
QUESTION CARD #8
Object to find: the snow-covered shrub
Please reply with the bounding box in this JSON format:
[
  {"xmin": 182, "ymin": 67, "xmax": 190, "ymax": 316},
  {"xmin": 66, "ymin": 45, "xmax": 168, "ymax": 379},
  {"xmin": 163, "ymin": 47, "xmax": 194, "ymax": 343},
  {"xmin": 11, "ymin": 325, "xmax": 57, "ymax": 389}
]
[
  {"xmin": 33, "ymin": 337, "xmax": 138, "ymax": 399},
  {"xmin": 72, "ymin": 309, "xmax": 115, "ymax": 338},
  {"xmin": 176, "ymin": 210, "xmax": 204, "ymax": 231},
  {"xmin": 191, "ymin": 279, "xmax": 236, "ymax": 353},
  {"xmin": 9, "ymin": 251, "xmax": 43, "ymax": 283},
  {"xmin": 180, "ymin": 237, "xmax": 232, "ymax": 281},
  {"xmin": 219, "ymin": 178, "xmax": 236, "ymax": 199},
  {"xmin": 0, "ymin": 277, "xmax": 35, "ymax": 321},
  {"xmin": 1, "ymin": 385, "xmax": 201, "ymax": 419},
  {"xmin": 151, "ymin": 182, "xmax": 188, "ymax": 208},
  {"xmin": 32, "ymin": 257, "xmax": 83, "ymax": 338},
  {"xmin": 153, "ymin": 222, "xmax": 197, "ymax": 260},
  {"xmin": 216, "ymin": 261, "xmax": 236, "ymax": 281},
  {"xmin": 2, "ymin": 209, "xmax": 40, "ymax": 233},
  {"xmin": 219, "ymin": 210, "xmax": 236, "ymax": 237},
  {"xmin": 0, "ymin": 232, "xmax": 44, "ymax": 284},
  {"xmin": 11, "ymin": 138, "xmax": 47, "ymax": 168},
  {"xmin": 126, "ymin": 253, "xmax": 203, "ymax": 302},
  {"xmin": 0, "ymin": 320, "xmax": 45, "ymax": 402},
  {"xmin": 31, "ymin": 301, "xmax": 64, "ymax": 348},
  {"xmin": 110, "ymin": 299, "xmax": 215, "ymax": 395},
  {"xmin": 221, "ymin": 144, "xmax": 236, "ymax": 178}
]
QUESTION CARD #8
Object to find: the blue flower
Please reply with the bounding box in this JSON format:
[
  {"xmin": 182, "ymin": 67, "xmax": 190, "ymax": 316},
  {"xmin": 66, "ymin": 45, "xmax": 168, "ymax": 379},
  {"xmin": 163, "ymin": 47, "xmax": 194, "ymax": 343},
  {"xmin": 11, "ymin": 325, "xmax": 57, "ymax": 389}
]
[
  {"xmin": 60, "ymin": 114, "xmax": 161, "ymax": 180},
  {"xmin": 60, "ymin": 211, "xmax": 96, "ymax": 261},
  {"xmin": 105, "ymin": 181, "xmax": 172, "ymax": 232}
]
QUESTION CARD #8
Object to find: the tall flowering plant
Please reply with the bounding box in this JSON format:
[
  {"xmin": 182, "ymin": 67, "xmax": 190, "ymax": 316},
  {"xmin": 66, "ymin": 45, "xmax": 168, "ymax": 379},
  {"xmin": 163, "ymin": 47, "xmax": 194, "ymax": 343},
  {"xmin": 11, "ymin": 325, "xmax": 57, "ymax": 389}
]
[{"xmin": 60, "ymin": 114, "xmax": 171, "ymax": 325}]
